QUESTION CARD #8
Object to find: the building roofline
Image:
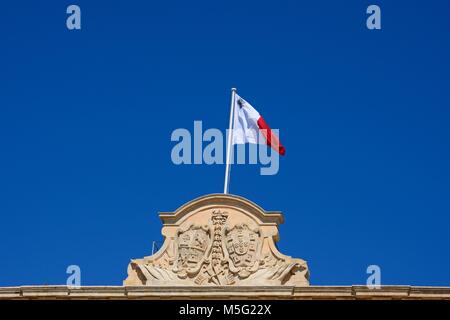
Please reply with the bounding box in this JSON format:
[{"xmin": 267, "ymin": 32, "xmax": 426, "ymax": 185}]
[{"xmin": 1, "ymin": 285, "xmax": 450, "ymax": 300}]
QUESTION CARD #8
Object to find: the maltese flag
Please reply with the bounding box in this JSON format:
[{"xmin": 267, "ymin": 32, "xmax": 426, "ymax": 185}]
[{"xmin": 232, "ymin": 94, "xmax": 285, "ymax": 155}]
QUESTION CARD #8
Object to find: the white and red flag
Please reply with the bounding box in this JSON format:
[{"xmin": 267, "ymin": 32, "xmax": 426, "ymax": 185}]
[
  {"xmin": 223, "ymin": 89, "xmax": 285, "ymax": 194},
  {"xmin": 231, "ymin": 93, "xmax": 285, "ymax": 156}
]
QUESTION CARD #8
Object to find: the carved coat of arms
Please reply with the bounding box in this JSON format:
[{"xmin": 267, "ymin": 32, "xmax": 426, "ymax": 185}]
[
  {"xmin": 173, "ymin": 225, "xmax": 211, "ymax": 279},
  {"xmin": 224, "ymin": 224, "xmax": 260, "ymax": 279},
  {"xmin": 124, "ymin": 196, "xmax": 310, "ymax": 287}
]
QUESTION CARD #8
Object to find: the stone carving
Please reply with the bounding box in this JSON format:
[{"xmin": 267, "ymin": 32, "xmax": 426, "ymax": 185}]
[
  {"xmin": 173, "ymin": 224, "xmax": 210, "ymax": 279},
  {"xmin": 124, "ymin": 194, "xmax": 309, "ymax": 286},
  {"xmin": 225, "ymin": 223, "xmax": 260, "ymax": 279}
]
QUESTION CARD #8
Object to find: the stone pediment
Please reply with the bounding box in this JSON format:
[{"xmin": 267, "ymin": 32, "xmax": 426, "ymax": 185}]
[{"xmin": 124, "ymin": 194, "xmax": 309, "ymax": 286}]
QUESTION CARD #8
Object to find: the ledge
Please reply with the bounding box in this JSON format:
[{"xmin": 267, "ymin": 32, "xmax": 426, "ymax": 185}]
[
  {"xmin": 159, "ymin": 193, "xmax": 284, "ymax": 225},
  {"xmin": 1, "ymin": 285, "xmax": 450, "ymax": 300}
]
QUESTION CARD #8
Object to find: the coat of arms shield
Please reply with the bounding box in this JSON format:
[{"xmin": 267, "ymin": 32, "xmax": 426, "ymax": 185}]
[{"xmin": 225, "ymin": 223, "xmax": 260, "ymax": 278}]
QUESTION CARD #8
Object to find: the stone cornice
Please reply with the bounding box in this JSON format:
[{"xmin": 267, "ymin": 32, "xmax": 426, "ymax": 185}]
[
  {"xmin": 1, "ymin": 286, "xmax": 450, "ymax": 300},
  {"xmin": 159, "ymin": 193, "xmax": 284, "ymax": 225}
]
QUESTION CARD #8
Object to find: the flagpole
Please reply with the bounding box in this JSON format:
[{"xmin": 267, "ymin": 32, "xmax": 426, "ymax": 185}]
[{"xmin": 224, "ymin": 88, "xmax": 237, "ymax": 194}]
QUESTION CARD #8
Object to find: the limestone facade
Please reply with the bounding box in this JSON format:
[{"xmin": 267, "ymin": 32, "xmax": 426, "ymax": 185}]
[{"xmin": 124, "ymin": 194, "xmax": 309, "ymax": 286}]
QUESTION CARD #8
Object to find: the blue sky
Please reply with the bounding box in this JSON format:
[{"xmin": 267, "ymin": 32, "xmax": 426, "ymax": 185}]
[{"xmin": 0, "ymin": 0, "xmax": 449, "ymax": 286}]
